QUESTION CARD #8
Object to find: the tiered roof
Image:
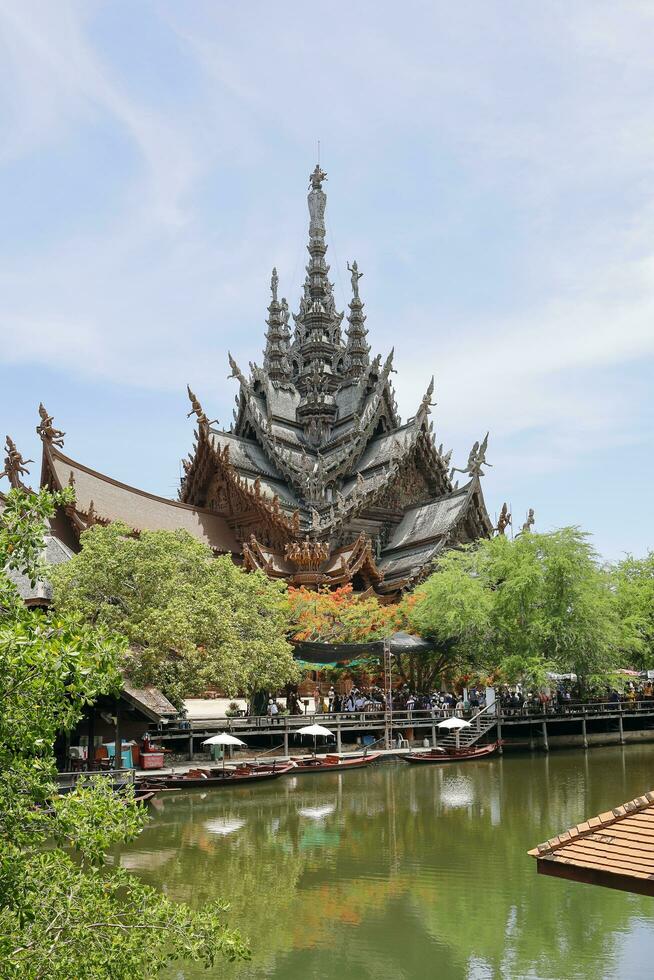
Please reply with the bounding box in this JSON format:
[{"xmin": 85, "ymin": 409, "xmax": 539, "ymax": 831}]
[{"xmin": 180, "ymin": 166, "xmax": 494, "ymax": 593}]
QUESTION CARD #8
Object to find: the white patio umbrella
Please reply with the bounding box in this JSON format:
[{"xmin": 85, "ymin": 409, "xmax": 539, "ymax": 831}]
[
  {"xmin": 297, "ymin": 723, "xmax": 334, "ymax": 756},
  {"xmin": 202, "ymin": 732, "xmax": 246, "ymax": 771},
  {"xmin": 437, "ymin": 716, "xmax": 471, "ymax": 750},
  {"xmin": 437, "ymin": 717, "xmax": 471, "ymax": 730}
]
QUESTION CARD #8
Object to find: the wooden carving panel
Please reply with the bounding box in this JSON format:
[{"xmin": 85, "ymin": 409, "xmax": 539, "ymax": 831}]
[
  {"xmin": 206, "ymin": 474, "xmax": 231, "ymax": 515},
  {"xmin": 375, "ymin": 459, "xmax": 431, "ymax": 511}
]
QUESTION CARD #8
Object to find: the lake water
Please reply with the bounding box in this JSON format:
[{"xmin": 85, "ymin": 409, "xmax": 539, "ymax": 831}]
[{"xmin": 114, "ymin": 746, "xmax": 654, "ymax": 979}]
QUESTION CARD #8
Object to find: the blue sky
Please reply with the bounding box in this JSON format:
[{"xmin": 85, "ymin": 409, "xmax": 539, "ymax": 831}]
[{"xmin": 1, "ymin": 1, "xmax": 653, "ymax": 561}]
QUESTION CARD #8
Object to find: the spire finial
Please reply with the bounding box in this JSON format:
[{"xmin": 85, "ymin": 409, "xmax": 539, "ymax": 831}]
[
  {"xmin": 263, "ymin": 264, "xmax": 292, "ymax": 382},
  {"xmin": 347, "ymin": 260, "xmax": 363, "ymax": 301},
  {"xmin": 344, "ymin": 260, "xmax": 370, "ymax": 379},
  {"xmin": 309, "ymin": 164, "xmax": 327, "ymax": 190}
]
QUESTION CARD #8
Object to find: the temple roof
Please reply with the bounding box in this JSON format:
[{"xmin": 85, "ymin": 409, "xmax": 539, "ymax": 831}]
[
  {"xmin": 174, "ymin": 167, "xmax": 497, "ymax": 591},
  {"xmin": 5, "ymin": 532, "xmax": 75, "ymax": 606},
  {"xmin": 376, "ymin": 481, "xmax": 490, "ymax": 591},
  {"xmin": 385, "ymin": 485, "xmax": 472, "ymax": 551},
  {"xmin": 43, "ymin": 444, "xmax": 238, "ymax": 553}
]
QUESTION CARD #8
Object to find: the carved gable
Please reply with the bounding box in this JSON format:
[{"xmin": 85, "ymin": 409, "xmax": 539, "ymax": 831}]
[{"xmin": 375, "ymin": 458, "xmax": 432, "ymax": 511}]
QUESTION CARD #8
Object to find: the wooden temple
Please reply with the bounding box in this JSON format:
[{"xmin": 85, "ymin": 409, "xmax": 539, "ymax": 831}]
[{"xmin": 6, "ymin": 166, "xmax": 497, "ymax": 598}]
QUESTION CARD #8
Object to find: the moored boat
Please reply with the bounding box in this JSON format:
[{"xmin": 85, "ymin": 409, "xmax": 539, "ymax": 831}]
[
  {"xmin": 233, "ymin": 760, "xmax": 297, "ymax": 776},
  {"xmin": 138, "ymin": 766, "xmax": 285, "ymax": 789},
  {"xmin": 290, "ymin": 753, "xmax": 381, "ymax": 773},
  {"xmin": 403, "ymin": 742, "xmax": 499, "ymax": 764}
]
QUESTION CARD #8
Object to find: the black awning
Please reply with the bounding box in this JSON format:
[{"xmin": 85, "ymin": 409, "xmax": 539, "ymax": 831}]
[{"xmin": 292, "ymin": 631, "xmax": 433, "ymax": 664}]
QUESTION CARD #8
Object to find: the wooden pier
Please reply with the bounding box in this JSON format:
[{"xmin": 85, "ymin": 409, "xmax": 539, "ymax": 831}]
[{"xmin": 153, "ymin": 700, "xmax": 654, "ymax": 760}]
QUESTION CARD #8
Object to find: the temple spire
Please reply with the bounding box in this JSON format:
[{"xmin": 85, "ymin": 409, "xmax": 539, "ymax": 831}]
[
  {"xmin": 293, "ymin": 165, "xmax": 343, "ymax": 366},
  {"xmin": 263, "ymin": 267, "xmax": 292, "ymax": 383},
  {"xmin": 344, "ymin": 259, "xmax": 370, "ymax": 378},
  {"xmin": 289, "ymin": 165, "xmax": 345, "ymax": 444}
]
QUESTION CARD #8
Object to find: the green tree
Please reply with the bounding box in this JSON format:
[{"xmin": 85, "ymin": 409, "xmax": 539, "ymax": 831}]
[
  {"xmin": 50, "ymin": 521, "xmax": 298, "ymax": 706},
  {"xmin": 613, "ymin": 550, "xmax": 654, "ymax": 668},
  {"xmin": 0, "ymin": 488, "xmax": 248, "ymax": 977},
  {"xmin": 408, "ymin": 528, "xmax": 623, "ymax": 687}
]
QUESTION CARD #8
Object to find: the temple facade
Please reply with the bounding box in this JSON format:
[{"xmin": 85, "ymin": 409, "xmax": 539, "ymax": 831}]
[{"xmin": 5, "ymin": 166, "xmax": 497, "ymax": 598}]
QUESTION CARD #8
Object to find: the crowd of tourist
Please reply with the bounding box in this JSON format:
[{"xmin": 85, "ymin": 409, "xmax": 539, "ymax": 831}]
[{"xmin": 263, "ymin": 677, "xmax": 654, "ymax": 719}]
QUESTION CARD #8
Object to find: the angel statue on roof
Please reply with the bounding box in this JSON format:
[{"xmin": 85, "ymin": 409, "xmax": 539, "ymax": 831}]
[
  {"xmin": 1, "ymin": 436, "xmax": 33, "ymax": 488},
  {"xmin": 347, "ymin": 260, "xmax": 363, "ymax": 301},
  {"xmin": 36, "ymin": 403, "xmax": 65, "ymax": 447}
]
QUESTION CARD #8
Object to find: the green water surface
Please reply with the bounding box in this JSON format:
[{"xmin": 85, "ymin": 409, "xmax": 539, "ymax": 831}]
[{"xmin": 113, "ymin": 746, "xmax": 654, "ymax": 979}]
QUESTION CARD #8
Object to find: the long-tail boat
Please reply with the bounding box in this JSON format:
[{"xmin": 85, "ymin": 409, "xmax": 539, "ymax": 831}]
[
  {"xmin": 290, "ymin": 753, "xmax": 381, "ymax": 774},
  {"xmin": 138, "ymin": 765, "xmax": 288, "ymax": 789},
  {"xmin": 403, "ymin": 743, "xmax": 499, "ymax": 764}
]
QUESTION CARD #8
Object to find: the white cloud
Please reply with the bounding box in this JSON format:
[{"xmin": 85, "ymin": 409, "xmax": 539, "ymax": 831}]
[{"xmin": 0, "ymin": 0, "xmax": 653, "ymax": 516}]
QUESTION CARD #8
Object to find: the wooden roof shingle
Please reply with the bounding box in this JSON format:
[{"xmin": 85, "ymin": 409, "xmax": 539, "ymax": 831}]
[{"xmin": 529, "ymin": 791, "xmax": 654, "ymax": 896}]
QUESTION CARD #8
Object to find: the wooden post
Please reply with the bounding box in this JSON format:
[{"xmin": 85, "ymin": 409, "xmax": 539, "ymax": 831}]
[
  {"xmin": 336, "ymin": 725, "xmax": 342, "ymax": 754},
  {"xmin": 86, "ymin": 705, "xmax": 95, "ymax": 771},
  {"xmin": 283, "ymin": 727, "xmax": 289, "ymax": 756},
  {"xmin": 497, "ymin": 718, "xmax": 503, "ymax": 755},
  {"xmin": 188, "ymin": 732, "xmax": 194, "ymax": 761},
  {"xmin": 542, "ymin": 720, "xmax": 549, "ymax": 753},
  {"xmin": 114, "ymin": 697, "xmax": 122, "ymax": 771},
  {"xmin": 618, "ymin": 708, "xmax": 625, "ymax": 745},
  {"xmin": 431, "ymin": 723, "xmax": 437, "ymax": 747},
  {"xmin": 582, "ymin": 716, "xmax": 588, "ymax": 750}
]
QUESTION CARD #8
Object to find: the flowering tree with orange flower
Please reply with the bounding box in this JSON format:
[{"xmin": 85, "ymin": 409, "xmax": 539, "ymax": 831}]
[{"xmin": 288, "ymin": 584, "xmax": 405, "ymax": 643}]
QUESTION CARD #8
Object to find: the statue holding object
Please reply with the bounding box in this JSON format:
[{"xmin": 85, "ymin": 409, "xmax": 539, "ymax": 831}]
[
  {"xmin": 0, "ymin": 436, "xmax": 33, "ymax": 488},
  {"xmin": 36, "ymin": 403, "xmax": 65, "ymax": 447},
  {"xmin": 186, "ymin": 385, "xmax": 218, "ymax": 428},
  {"xmin": 521, "ymin": 508, "xmax": 535, "ymax": 534},
  {"xmin": 495, "ymin": 502, "xmax": 512, "ymax": 536},
  {"xmin": 347, "ymin": 260, "xmax": 364, "ymax": 301},
  {"xmin": 452, "ymin": 432, "xmax": 492, "ymax": 479}
]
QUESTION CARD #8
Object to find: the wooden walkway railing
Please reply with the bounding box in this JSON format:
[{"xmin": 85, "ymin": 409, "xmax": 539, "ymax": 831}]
[{"xmin": 152, "ymin": 700, "xmax": 654, "ymax": 759}]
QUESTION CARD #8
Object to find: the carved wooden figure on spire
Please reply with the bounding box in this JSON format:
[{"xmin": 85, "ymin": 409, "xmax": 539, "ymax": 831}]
[
  {"xmin": 0, "ymin": 436, "xmax": 33, "ymax": 489},
  {"xmin": 186, "ymin": 385, "xmax": 218, "ymax": 429},
  {"xmin": 347, "ymin": 260, "xmax": 363, "ymax": 301},
  {"xmin": 36, "ymin": 403, "xmax": 65, "ymax": 447},
  {"xmin": 227, "ymin": 353, "xmax": 246, "ymax": 386},
  {"xmin": 418, "ymin": 377, "xmax": 436, "ymax": 416},
  {"xmin": 452, "ymin": 432, "xmax": 492, "ymax": 479},
  {"xmin": 521, "ymin": 508, "xmax": 535, "ymax": 534},
  {"xmin": 496, "ymin": 502, "xmax": 512, "ymax": 536},
  {"xmin": 309, "ymin": 164, "xmax": 327, "ymax": 190}
]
